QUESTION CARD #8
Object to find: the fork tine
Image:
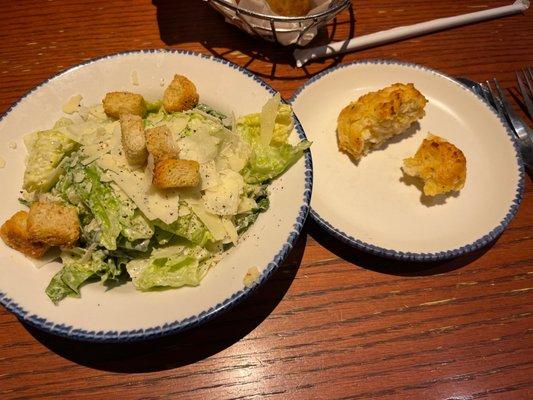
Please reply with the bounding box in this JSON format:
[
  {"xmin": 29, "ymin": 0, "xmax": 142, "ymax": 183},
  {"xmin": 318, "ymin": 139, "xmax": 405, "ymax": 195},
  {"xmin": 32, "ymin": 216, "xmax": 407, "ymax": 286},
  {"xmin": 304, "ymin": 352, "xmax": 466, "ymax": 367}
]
[
  {"xmin": 515, "ymin": 70, "xmax": 533, "ymax": 118},
  {"xmin": 492, "ymin": 78, "xmax": 532, "ymax": 144},
  {"xmin": 524, "ymin": 67, "xmax": 533, "ymax": 97},
  {"xmin": 516, "ymin": 69, "xmax": 533, "ymax": 119},
  {"xmin": 485, "ymin": 80, "xmax": 504, "ymax": 115},
  {"xmin": 486, "ymin": 79, "xmax": 512, "ymax": 129},
  {"xmin": 524, "ymin": 67, "xmax": 533, "ymax": 95},
  {"xmin": 478, "ymin": 82, "xmax": 493, "ymax": 106}
]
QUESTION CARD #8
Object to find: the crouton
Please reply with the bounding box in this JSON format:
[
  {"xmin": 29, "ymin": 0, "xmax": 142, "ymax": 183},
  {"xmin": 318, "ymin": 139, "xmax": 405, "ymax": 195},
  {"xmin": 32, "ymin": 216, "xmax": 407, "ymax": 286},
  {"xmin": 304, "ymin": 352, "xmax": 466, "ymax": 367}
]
[
  {"xmin": 337, "ymin": 83, "xmax": 428, "ymax": 160},
  {"xmin": 145, "ymin": 125, "xmax": 179, "ymax": 162},
  {"xmin": 153, "ymin": 159, "xmax": 200, "ymax": 189},
  {"xmin": 120, "ymin": 114, "xmax": 148, "ymax": 166},
  {"xmin": 163, "ymin": 75, "xmax": 199, "ymax": 113},
  {"xmin": 102, "ymin": 92, "xmax": 146, "ymax": 119},
  {"xmin": 402, "ymin": 134, "xmax": 467, "ymax": 196},
  {"xmin": 0, "ymin": 211, "xmax": 50, "ymax": 258},
  {"xmin": 265, "ymin": 0, "xmax": 311, "ymax": 16},
  {"xmin": 27, "ymin": 202, "xmax": 80, "ymax": 247}
]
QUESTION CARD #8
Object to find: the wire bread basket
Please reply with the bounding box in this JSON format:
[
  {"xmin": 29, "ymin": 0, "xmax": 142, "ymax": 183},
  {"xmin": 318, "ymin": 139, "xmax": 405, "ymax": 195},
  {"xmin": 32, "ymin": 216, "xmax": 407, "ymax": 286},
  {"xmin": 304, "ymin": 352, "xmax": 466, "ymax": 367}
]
[{"xmin": 204, "ymin": 0, "xmax": 352, "ymax": 46}]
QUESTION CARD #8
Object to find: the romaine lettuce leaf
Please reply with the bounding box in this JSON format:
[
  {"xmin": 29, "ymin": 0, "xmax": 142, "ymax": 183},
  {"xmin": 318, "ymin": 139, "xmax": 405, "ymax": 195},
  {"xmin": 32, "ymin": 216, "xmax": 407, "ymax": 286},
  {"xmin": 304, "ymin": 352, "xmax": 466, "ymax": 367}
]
[
  {"xmin": 46, "ymin": 272, "xmax": 77, "ymax": 304},
  {"xmin": 126, "ymin": 243, "xmax": 213, "ymax": 290},
  {"xmin": 153, "ymin": 203, "xmax": 212, "ymax": 246},
  {"xmin": 77, "ymin": 165, "xmax": 121, "ymax": 250},
  {"xmin": 121, "ymin": 210, "xmax": 154, "ymax": 242},
  {"xmin": 45, "ymin": 249, "xmax": 122, "ymax": 304},
  {"xmin": 237, "ymin": 103, "xmax": 294, "ymax": 147},
  {"xmin": 146, "ymin": 100, "xmax": 163, "ymax": 113},
  {"xmin": 241, "ymin": 140, "xmax": 311, "ymax": 184},
  {"xmin": 237, "ymin": 100, "xmax": 309, "ymax": 184},
  {"xmin": 235, "ymin": 192, "xmax": 270, "ymax": 234},
  {"xmin": 196, "ymin": 103, "xmax": 227, "ymax": 121},
  {"xmin": 144, "ymin": 108, "xmax": 167, "ymax": 127},
  {"xmin": 109, "ymin": 186, "xmax": 155, "ymax": 243},
  {"xmin": 54, "ymin": 160, "xmax": 129, "ymax": 250},
  {"xmin": 23, "ymin": 129, "xmax": 77, "ymax": 192}
]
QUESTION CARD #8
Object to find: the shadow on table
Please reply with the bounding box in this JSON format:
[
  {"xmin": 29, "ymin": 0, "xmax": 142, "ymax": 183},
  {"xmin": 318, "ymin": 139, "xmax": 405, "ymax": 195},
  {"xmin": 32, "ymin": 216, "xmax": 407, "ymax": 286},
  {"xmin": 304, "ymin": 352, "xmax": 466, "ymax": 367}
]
[
  {"xmin": 23, "ymin": 233, "xmax": 307, "ymax": 373},
  {"xmin": 307, "ymin": 218, "xmax": 495, "ymax": 276},
  {"xmin": 152, "ymin": 0, "xmax": 356, "ymax": 82}
]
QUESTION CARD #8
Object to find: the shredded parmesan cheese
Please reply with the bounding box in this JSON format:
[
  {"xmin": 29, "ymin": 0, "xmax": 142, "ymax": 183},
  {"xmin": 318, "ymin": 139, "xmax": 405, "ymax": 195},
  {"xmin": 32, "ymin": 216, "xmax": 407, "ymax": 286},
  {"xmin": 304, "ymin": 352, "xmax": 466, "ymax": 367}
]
[
  {"xmin": 62, "ymin": 94, "xmax": 83, "ymax": 114},
  {"xmin": 243, "ymin": 266, "xmax": 260, "ymax": 287},
  {"xmin": 131, "ymin": 70, "xmax": 139, "ymax": 86}
]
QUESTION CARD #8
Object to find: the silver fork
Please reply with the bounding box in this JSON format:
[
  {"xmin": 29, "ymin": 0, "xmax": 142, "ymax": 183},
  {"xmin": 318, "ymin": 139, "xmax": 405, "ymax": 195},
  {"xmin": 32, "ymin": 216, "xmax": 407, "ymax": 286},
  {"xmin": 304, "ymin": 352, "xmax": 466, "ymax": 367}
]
[
  {"xmin": 516, "ymin": 67, "xmax": 533, "ymax": 119},
  {"xmin": 483, "ymin": 78, "xmax": 533, "ymax": 167}
]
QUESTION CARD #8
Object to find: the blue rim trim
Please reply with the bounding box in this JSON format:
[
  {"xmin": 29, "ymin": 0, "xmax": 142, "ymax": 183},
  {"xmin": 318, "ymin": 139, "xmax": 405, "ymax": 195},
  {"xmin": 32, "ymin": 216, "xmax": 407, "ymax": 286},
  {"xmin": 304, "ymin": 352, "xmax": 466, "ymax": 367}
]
[
  {"xmin": 291, "ymin": 58, "xmax": 524, "ymax": 262},
  {"xmin": 0, "ymin": 49, "xmax": 313, "ymax": 342}
]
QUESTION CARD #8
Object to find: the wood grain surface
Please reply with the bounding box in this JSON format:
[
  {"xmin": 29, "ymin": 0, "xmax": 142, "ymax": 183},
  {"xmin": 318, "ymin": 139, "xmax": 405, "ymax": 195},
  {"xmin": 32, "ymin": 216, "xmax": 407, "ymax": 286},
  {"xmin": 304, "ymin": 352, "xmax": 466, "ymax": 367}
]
[{"xmin": 0, "ymin": 1, "xmax": 532, "ymax": 399}]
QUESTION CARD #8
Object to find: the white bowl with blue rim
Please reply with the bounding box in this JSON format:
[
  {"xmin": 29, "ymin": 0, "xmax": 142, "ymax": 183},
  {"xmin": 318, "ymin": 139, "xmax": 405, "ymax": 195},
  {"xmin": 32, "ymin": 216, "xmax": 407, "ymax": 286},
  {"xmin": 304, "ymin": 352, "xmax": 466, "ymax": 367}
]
[
  {"xmin": 291, "ymin": 60, "xmax": 523, "ymax": 261},
  {"xmin": 0, "ymin": 50, "xmax": 312, "ymax": 342}
]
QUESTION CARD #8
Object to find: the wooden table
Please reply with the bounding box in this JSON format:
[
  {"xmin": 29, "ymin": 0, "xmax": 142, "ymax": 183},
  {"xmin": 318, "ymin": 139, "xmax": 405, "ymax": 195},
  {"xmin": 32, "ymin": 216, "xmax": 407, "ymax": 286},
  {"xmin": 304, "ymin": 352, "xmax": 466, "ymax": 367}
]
[{"xmin": 1, "ymin": 1, "xmax": 532, "ymax": 398}]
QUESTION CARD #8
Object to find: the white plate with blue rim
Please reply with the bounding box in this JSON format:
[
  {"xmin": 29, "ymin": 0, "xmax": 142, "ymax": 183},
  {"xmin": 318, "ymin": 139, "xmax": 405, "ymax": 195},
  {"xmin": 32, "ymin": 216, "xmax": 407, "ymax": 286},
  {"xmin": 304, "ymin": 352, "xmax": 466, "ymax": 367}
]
[
  {"xmin": 291, "ymin": 60, "xmax": 523, "ymax": 261},
  {"xmin": 0, "ymin": 50, "xmax": 312, "ymax": 342}
]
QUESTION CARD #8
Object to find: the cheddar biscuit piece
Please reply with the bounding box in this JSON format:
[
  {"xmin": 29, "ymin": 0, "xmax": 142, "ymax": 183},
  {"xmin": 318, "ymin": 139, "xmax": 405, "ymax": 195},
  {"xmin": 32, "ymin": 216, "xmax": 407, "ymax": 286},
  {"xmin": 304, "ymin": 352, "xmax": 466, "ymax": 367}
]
[
  {"xmin": 337, "ymin": 83, "xmax": 428, "ymax": 160},
  {"xmin": 402, "ymin": 134, "xmax": 467, "ymax": 196}
]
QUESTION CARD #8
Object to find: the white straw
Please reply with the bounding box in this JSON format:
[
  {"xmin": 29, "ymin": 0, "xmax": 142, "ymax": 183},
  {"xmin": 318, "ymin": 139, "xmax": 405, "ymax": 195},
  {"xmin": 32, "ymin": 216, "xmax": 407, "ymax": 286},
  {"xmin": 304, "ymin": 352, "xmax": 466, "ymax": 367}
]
[{"xmin": 294, "ymin": 0, "xmax": 530, "ymax": 67}]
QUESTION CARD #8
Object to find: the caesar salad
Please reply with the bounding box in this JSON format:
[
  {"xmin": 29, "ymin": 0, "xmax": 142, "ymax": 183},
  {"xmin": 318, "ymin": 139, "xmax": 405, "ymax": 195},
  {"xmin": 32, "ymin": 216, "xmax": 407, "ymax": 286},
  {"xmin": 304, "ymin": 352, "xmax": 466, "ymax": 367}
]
[{"xmin": 0, "ymin": 74, "xmax": 310, "ymax": 304}]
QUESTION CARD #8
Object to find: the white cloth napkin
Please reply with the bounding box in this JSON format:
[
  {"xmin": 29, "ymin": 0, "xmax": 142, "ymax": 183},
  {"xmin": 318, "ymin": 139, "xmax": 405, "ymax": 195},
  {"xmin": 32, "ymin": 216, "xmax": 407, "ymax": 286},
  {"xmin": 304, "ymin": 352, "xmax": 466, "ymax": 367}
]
[
  {"xmin": 217, "ymin": 0, "xmax": 333, "ymax": 46},
  {"xmin": 294, "ymin": 0, "xmax": 530, "ymax": 66}
]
